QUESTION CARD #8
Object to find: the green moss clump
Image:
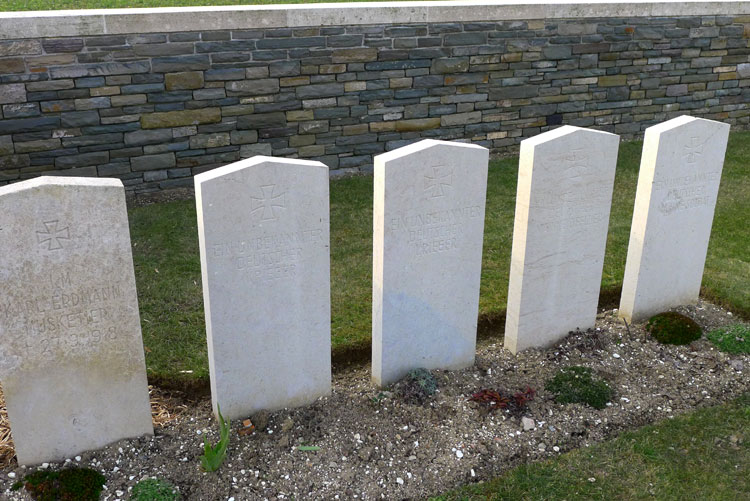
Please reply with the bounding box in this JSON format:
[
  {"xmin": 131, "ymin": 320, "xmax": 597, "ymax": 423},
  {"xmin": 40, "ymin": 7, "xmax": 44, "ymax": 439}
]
[
  {"xmin": 131, "ymin": 478, "xmax": 181, "ymax": 501},
  {"xmin": 707, "ymin": 323, "xmax": 750, "ymax": 354},
  {"xmin": 645, "ymin": 311, "xmax": 702, "ymax": 345},
  {"xmin": 11, "ymin": 467, "xmax": 106, "ymax": 501},
  {"xmin": 546, "ymin": 366, "xmax": 613, "ymax": 410}
]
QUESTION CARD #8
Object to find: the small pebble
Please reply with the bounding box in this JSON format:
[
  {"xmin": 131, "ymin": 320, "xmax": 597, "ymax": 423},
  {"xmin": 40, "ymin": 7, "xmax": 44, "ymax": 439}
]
[
  {"xmin": 8, "ymin": 472, "xmax": 16, "ymax": 479},
  {"xmin": 396, "ymin": 477, "xmax": 404, "ymax": 485},
  {"xmin": 455, "ymin": 450, "xmax": 464, "ymax": 459}
]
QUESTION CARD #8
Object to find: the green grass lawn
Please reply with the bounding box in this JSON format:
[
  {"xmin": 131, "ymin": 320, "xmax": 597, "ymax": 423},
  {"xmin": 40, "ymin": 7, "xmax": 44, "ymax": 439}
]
[
  {"xmin": 1, "ymin": 0, "xmax": 409, "ymax": 11},
  {"xmin": 433, "ymin": 392, "xmax": 750, "ymax": 500},
  {"xmin": 129, "ymin": 132, "xmax": 750, "ymax": 383}
]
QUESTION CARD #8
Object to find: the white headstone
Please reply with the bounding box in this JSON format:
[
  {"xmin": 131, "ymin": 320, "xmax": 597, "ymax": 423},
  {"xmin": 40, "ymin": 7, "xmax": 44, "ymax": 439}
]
[
  {"xmin": 504, "ymin": 126, "xmax": 619, "ymax": 354},
  {"xmin": 372, "ymin": 139, "xmax": 489, "ymax": 386},
  {"xmin": 195, "ymin": 156, "xmax": 331, "ymax": 420},
  {"xmin": 0, "ymin": 177, "xmax": 153, "ymax": 465},
  {"xmin": 619, "ymin": 116, "xmax": 730, "ymax": 322}
]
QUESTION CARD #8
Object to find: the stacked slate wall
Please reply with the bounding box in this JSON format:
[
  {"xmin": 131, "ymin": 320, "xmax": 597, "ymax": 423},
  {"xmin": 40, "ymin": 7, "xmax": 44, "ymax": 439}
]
[{"xmin": 1, "ymin": 13, "xmax": 749, "ymax": 192}]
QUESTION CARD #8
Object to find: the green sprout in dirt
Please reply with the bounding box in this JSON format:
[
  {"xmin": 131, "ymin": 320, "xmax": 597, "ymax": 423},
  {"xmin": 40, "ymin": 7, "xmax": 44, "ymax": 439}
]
[
  {"xmin": 131, "ymin": 478, "xmax": 181, "ymax": 500},
  {"xmin": 546, "ymin": 366, "xmax": 613, "ymax": 410},
  {"xmin": 200, "ymin": 405, "xmax": 230, "ymax": 472},
  {"xmin": 11, "ymin": 467, "xmax": 106, "ymax": 501},
  {"xmin": 707, "ymin": 323, "xmax": 750, "ymax": 354},
  {"xmin": 645, "ymin": 311, "xmax": 702, "ymax": 345},
  {"xmin": 398, "ymin": 368, "xmax": 438, "ymax": 404}
]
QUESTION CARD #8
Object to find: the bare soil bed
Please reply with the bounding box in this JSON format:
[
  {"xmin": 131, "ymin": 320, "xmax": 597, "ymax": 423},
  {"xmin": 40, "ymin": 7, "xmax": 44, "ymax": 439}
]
[{"xmin": 1, "ymin": 300, "xmax": 747, "ymax": 500}]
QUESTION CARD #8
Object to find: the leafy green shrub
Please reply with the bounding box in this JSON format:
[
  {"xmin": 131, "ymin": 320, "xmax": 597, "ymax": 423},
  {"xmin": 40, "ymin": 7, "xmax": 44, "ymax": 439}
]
[
  {"xmin": 645, "ymin": 311, "xmax": 702, "ymax": 345},
  {"xmin": 707, "ymin": 323, "xmax": 750, "ymax": 354},
  {"xmin": 200, "ymin": 405, "xmax": 230, "ymax": 472},
  {"xmin": 546, "ymin": 366, "xmax": 613, "ymax": 410},
  {"xmin": 131, "ymin": 478, "xmax": 181, "ymax": 500},
  {"xmin": 398, "ymin": 368, "xmax": 438, "ymax": 404},
  {"xmin": 11, "ymin": 467, "xmax": 106, "ymax": 501}
]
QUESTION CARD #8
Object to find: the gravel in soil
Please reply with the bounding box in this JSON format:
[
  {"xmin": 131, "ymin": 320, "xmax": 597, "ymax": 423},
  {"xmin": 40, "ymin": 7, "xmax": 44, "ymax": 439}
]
[{"xmin": 1, "ymin": 301, "xmax": 747, "ymax": 500}]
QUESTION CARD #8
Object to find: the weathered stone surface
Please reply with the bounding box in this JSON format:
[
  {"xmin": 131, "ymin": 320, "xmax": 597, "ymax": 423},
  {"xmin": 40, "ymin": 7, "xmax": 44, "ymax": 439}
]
[
  {"xmin": 0, "ymin": 154, "xmax": 29, "ymax": 170},
  {"xmin": 49, "ymin": 61, "xmax": 151, "ymax": 79},
  {"xmin": 0, "ymin": 40, "xmax": 41, "ymax": 56},
  {"xmin": 394, "ymin": 118, "xmax": 441, "ymax": 132},
  {"xmin": 331, "ymin": 48, "xmax": 378, "ymax": 63},
  {"xmin": 237, "ymin": 112, "xmax": 286, "ymax": 130},
  {"xmin": 55, "ymin": 151, "xmax": 109, "ymax": 168},
  {"xmin": 195, "ymin": 156, "xmax": 331, "ymax": 419},
  {"xmin": 0, "ymin": 177, "xmax": 153, "ymax": 465},
  {"xmin": 504, "ymin": 126, "xmax": 619, "ymax": 354},
  {"xmin": 189, "ymin": 132, "xmax": 230, "ymax": 149},
  {"xmin": 372, "ymin": 139, "xmax": 488, "ymax": 386},
  {"xmin": 0, "ymin": 84, "xmax": 26, "ymax": 105},
  {"xmin": 226, "ymin": 79, "xmax": 280, "ymax": 95},
  {"xmin": 2, "ymin": 103, "xmax": 40, "ymax": 118},
  {"xmin": 131, "ymin": 152, "xmax": 176, "ymax": 171},
  {"xmin": 619, "ymin": 116, "xmax": 730, "ymax": 322},
  {"xmin": 61, "ymin": 111, "xmax": 100, "ymax": 127},
  {"xmin": 295, "ymin": 83, "xmax": 344, "ymax": 99},
  {"xmin": 0, "ymin": 116, "xmax": 60, "ymax": 134},
  {"xmin": 239, "ymin": 142, "xmax": 272, "ymax": 157},
  {"xmin": 598, "ymin": 75, "xmax": 627, "ymax": 87},
  {"xmin": 151, "ymin": 55, "xmax": 210, "ymax": 72},
  {"xmin": 0, "ymin": 57, "xmax": 25, "ymax": 74},
  {"xmin": 230, "ymin": 130, "xmax": 258, "ymax": 144},
  {"xmin": 42, "ymin": 38, "xmax": 84, "ymax": 53},
  {"xmin": 13, "ymin": 138, "xmax": 61, "ymax": 153},
  {"xmin": 165, "ymin": 71, "xmax": 205, "ymax": 91},
  {"xmin": 124, "ymin": 129, "xmax": 172, "ymax": 146},
  {"xmin": 74, "ymin": 97, "xmax": 110, "ymax": 111},
  {"xmin": 141, "ymin": 108, "xmax": 221, "ymax": 129},
  {"xmin": 0, "ymin": 135, "xmax": 13, "ymax": 156},
  {"xmin": 205, "ymin": 68, "xmax": 245, "ymax": 81},
  {"xmin": 441, "ymin": 112, "xmax": 482, "ymax": 126},
  {"xmin": 111, "ymin": 94, "xmax": 147, "ymax": 107},
  {"xmin": 26, "ymin": 80, "xmax": 75, "ymax": 92},
  {"xmin": 432, "ymin": 58, "xmax": 469, "ymax": 74}
]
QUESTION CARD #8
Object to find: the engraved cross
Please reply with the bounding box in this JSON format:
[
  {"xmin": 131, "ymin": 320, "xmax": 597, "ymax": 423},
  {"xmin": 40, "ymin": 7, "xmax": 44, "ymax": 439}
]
[
  {"xmin": 36, "ymin": 220, "xmax": 70, "ymax": 251},
  {"xmin": 685, "ymin": 136, "xmax": 703, "ymax": 164},
  {"xmin": 251, "ymin": 184, "xmax": 286, "ymax": 221},
  {"xmin": 424, "ymin": 167, "xmax": 453, "ymax": 198}
]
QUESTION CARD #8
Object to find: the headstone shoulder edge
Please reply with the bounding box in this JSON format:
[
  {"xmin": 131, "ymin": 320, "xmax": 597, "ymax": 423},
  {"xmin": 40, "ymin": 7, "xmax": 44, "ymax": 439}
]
[
  {"xmin": 374, "ymin": 139, "xmax": 488, "ymax": 166},
  {"xmin": 194, "ymin": 156, "xmax": 329, "ymax": 186},
  {"xmin": 521, "ymin": 125, "xmax": 619, "ymax": 148},
  {"xmin": 0, "ymin": 176, "xmax": 123, "ymax": 196}
]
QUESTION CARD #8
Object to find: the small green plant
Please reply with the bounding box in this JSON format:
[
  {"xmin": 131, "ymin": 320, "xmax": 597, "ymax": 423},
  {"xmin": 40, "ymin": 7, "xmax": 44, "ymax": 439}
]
[
  {"xmin": 398, "ymin": 368, "xmax": 438, "ymax": 404},
  {"xmin": 546, "ymin": 366, "xmax": 613, "ymax": 410},
  {"xmin": 200, "ymin": 405, "xmax": 230, "ymax": 472},
  {"xmin": 11, "ymin": 467, "xmax": 106, "ymax": 501},
  {"xmin": 645, "ymin": 311, "xmax": 703, "ymax": 345},
  {"xmin": 707, "ymin": 323, "xmax": 750, "ymax": 354},
  {"xmin": 131, "ymin": 478, "xmax": 181, "ymax": 501}
]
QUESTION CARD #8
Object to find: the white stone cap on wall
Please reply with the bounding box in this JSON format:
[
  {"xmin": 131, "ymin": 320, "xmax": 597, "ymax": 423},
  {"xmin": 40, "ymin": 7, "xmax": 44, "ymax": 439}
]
[{"xmin": 1, "ymin": 1, "xmax": 749, "ymax": 39}]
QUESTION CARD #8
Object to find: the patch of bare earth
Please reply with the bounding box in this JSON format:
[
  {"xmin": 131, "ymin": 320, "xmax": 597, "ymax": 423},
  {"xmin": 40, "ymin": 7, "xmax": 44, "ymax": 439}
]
[{"xmin": 1, "ymin": 300, "xmax": 747, "ymax": 500}]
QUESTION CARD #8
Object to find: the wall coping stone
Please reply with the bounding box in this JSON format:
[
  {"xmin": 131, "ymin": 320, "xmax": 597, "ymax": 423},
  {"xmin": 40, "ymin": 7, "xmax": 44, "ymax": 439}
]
[{"xmin": 2, "ymin": 1, "xmax": 750, "ymax": 39}]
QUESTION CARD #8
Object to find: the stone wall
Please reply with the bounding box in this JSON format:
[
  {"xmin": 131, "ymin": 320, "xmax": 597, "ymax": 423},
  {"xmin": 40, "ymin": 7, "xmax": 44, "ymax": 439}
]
[{"xmin": 1, "ymin": 2, "xmax": 749, "ymax": 193}]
